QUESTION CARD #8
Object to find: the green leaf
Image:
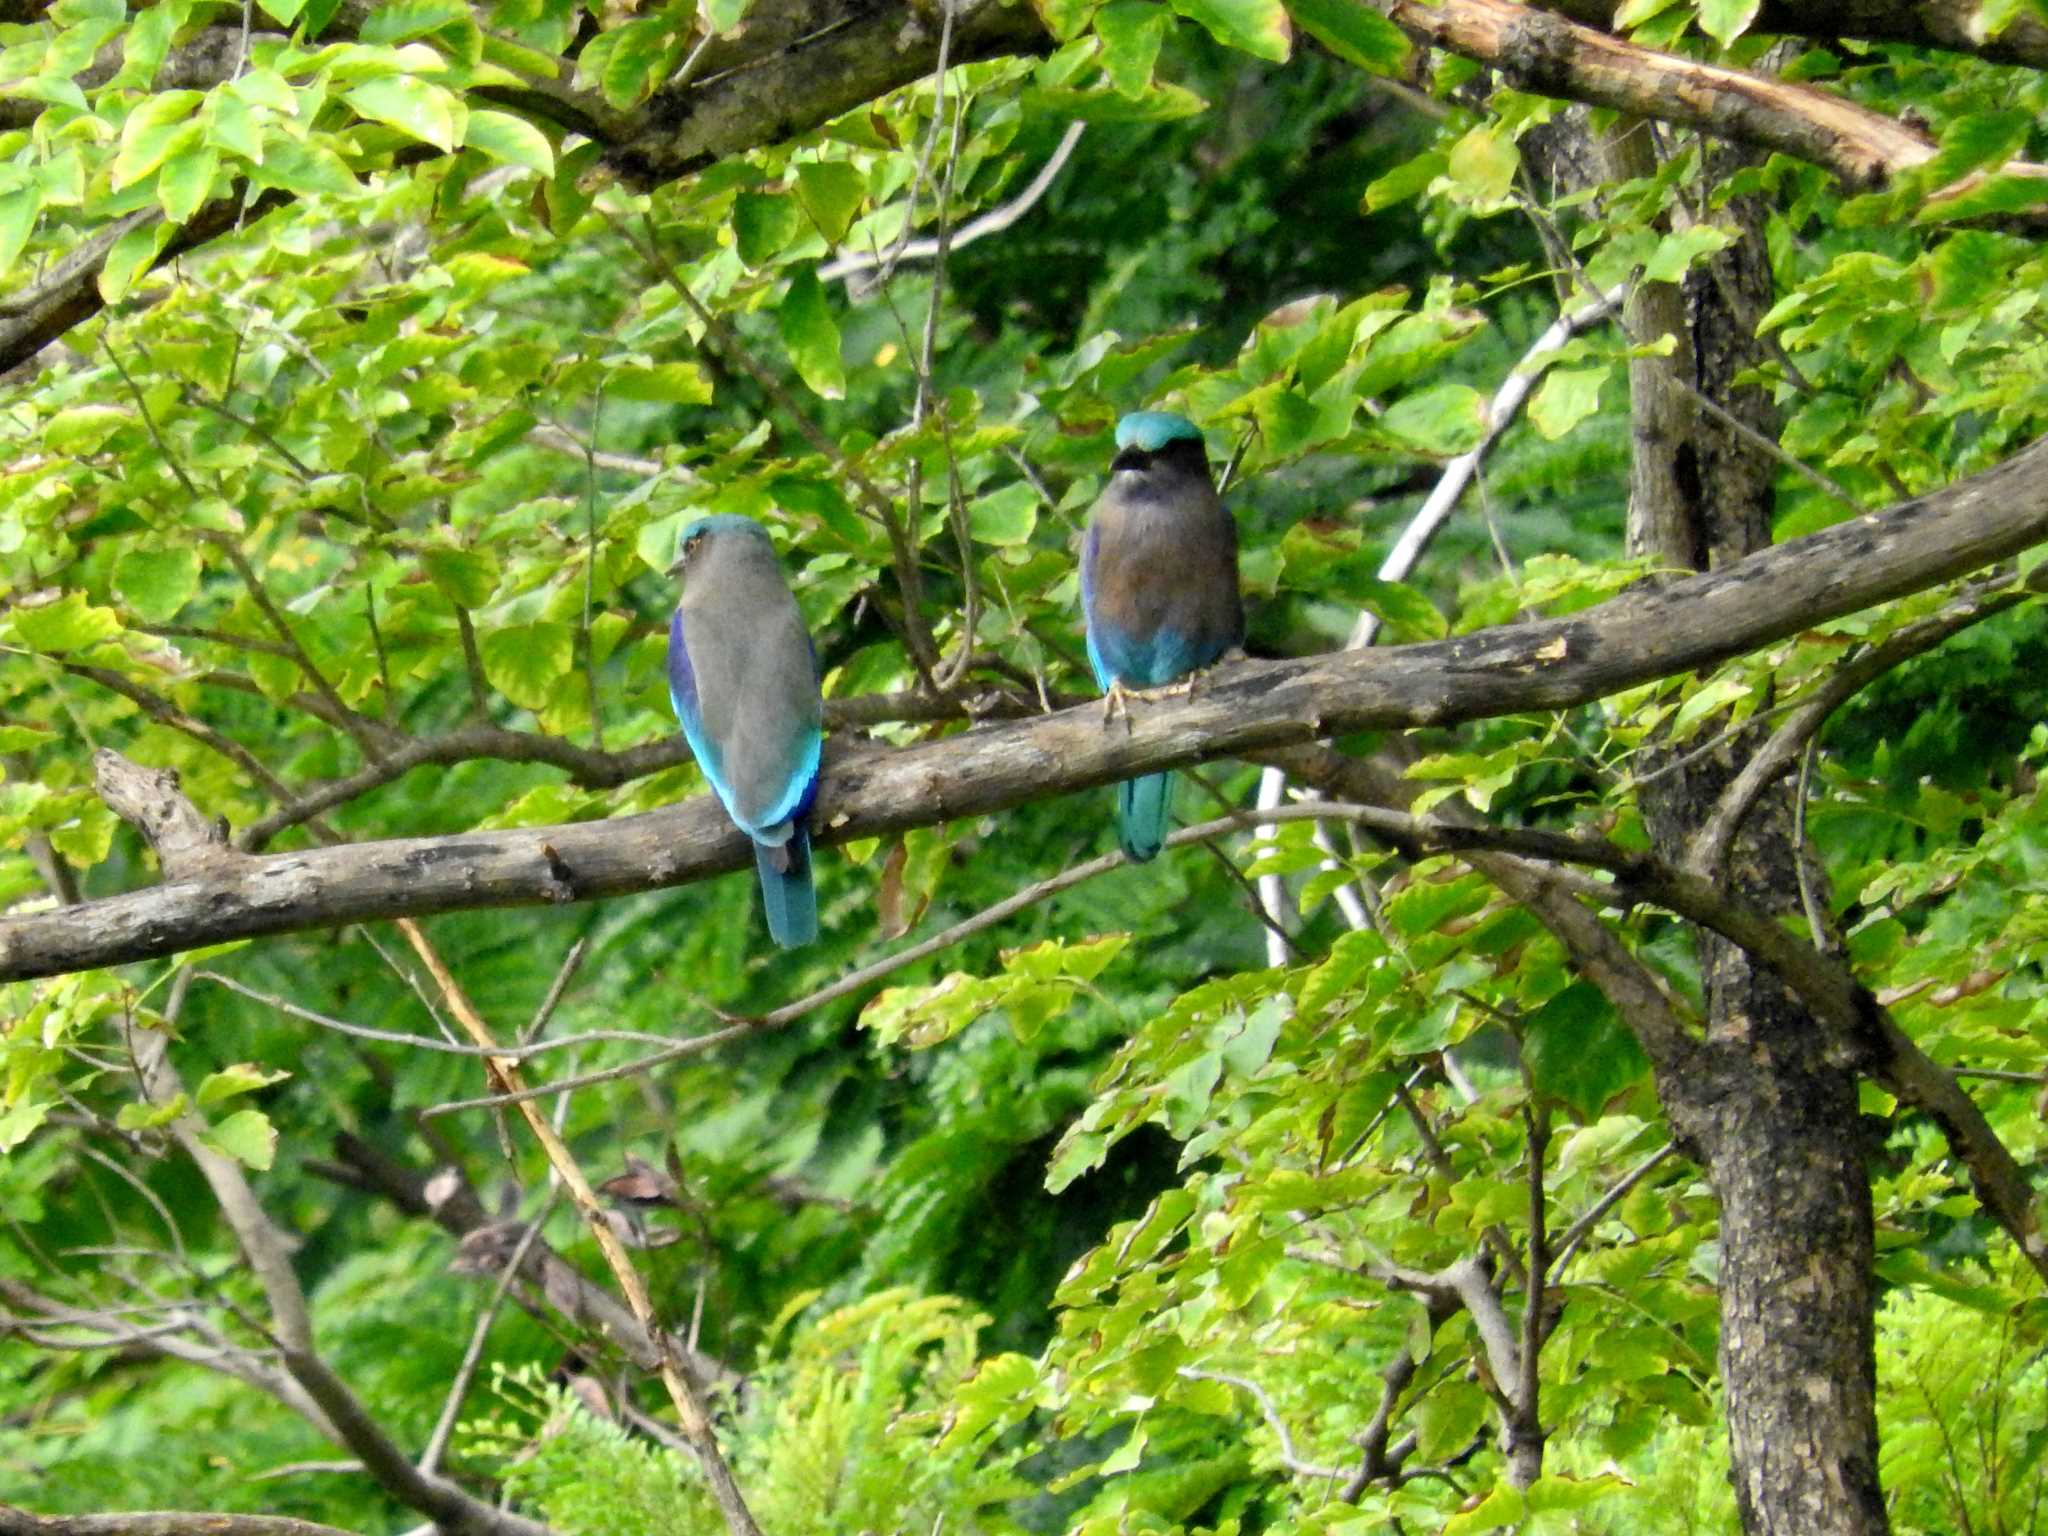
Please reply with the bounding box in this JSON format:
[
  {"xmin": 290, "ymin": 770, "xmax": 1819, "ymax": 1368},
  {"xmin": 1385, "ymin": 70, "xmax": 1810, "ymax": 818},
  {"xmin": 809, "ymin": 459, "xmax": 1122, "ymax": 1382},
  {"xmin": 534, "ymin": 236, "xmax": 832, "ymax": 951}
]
[
  {"xmin": 1523, "ymin": 982, "xmax": 1649, "ymax": 1119},
  {"xmin": 734, "ymin": 191, "xmax": 803, "ymax": 267},
  {"xmin": 1169, "ymin": 0, "xmax": 1290, "ymax": 59},
  {"xmin": 200, "ymin": 1108, "xmax": 277, "ymax": 1169},
  {"xmin": 1364, "ymin": 149, "xmax": 1446, "ymax": 212},
  {"xmin": 1381, "ymin": 382, "xmax": 1487, "ymax": 455},
  {"xmin": 1022, "ymin": 82, "xmax": 1208, "ymax": 121},
  {"xmin": 583, "ymin": 16, "xmax": 674, "ymax": 109},
  {"xmin": 98, "ymin": 220, "xmax": 172, "ymax": 303},
  {"xmin": 969, "ymin": 482, "xmax": 1038, "ymax": 546},
  {"xmin": 1096, "ymin": 0, "xmax": 1169, "ymax": 96},
  {"xmin": 1445, "ymin": 123, "xmax": 1518, "ymax": 205},
  {"xmin": 421, "ymin": 546, "xmax": 499, "ymax": 608},
  {"xmin": 204, "ymin": 93, "xmax": 264, "ymax": 162},
  {"xmin": 481, "ymin": 620, "xmax": 574, "ymax": 709},
  {"xmin": 256, "ymin": 0, "xmax": 308, "ymax": 23},
  {"xmin": 609, "ymin": 362, "xmax": 714, "ymax": 404},
  {"xmin": 115, "ymin": 1094, "xmax": 187, "ymax": 1132},
  {"xmin": 113, "ymin": 547, "xmax": 202, "ymax": 622},
  {"xmin": 1696, "ymin": 0, "xmax": 1760, "ymax": 47},
  {"xmin": 1527, "ymin": 365, "xmax": 1609, "ymax": 440},
  {"xmin": 702, "ymin": 0, "xmax": 752, "ymax": 31},
  {"xmin": 360, "ymin": 0, "xmax": 470, "ymax": 42},
  {"xmin": 1284, "ymin": 0, "xmax": 1408, "ymax": 73},
  {"xmin": 156, "ymin": 146, "xmax": 219, "ymax": 223},
  {"xmin": 10, "ymin": 592, "xmax": 122, "ymax": 652},
  {"xmin": 114, "ymin": 91, "xmax": 205, "ymax": 190},
  {"xmin": 1642, "ymin": 224, "xmax": 1734, "ymax": 282},
  {"xmin": 0, "ymin": 1100, "xmax": 52, "ymax": 1153},
  {"xmin": 1353, "ymin": 577, "xmax": 1447, "ymax": 642},
  {"xmin": 0, "ymin": 187, "xmax": 41, "ymax": 278},
  {"xmin": 463, "ymin": 108, "xmax": 555, "ymax": 175},
  {"xmin": 794, "ymin": 160, "xmax": 865, "ymax": 245},
  {"xmin": 778, "ymin": 268, "xmax": 846, "ymax": 400},
  {"xmin": 345, "ymin": 74, "xmax": 464, "ymax": 151},
  {"xmin": 197, "ymin": 1063, "xmax": 291, "ymax": 1107},
  {"xmin": 251, "ymin": 138, "xmax": 360, "ymax": 199}
]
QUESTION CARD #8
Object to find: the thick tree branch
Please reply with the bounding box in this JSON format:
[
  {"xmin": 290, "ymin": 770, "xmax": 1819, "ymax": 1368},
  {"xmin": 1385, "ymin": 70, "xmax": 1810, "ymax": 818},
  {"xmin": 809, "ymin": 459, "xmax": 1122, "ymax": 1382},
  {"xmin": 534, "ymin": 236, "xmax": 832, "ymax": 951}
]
[
  {"xmin": 10, "ymin": 434, "xmax": 2046, "ymax": 982},
  {"xmin": 1366, "ymin": 0, "xmax": 2047, "ymax": 207},
  {"xmin": 1536, "ymin": 0, "xmax": 2048, "ymax": 73}
]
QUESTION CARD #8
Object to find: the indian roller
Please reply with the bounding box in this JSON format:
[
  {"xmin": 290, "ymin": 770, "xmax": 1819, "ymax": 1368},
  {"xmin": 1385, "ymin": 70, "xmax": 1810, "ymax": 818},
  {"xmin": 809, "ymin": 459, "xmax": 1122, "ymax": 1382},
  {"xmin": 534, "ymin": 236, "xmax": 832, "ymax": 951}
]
[
  {"xmin": 1081, "ymin": 410, "xmax": 1244, "ymax": 863},
  {"xmin": 668, "ymin": 515, "xmax": 823, "ymax": 947}
]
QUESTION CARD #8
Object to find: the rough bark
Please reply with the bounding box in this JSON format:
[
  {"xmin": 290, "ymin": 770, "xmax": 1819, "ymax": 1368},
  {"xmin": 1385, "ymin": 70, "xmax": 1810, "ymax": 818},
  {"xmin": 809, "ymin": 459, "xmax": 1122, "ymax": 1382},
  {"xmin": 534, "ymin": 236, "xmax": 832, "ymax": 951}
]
[
  {"xmin": 7, "ymin": 448, "xmax": 2048, "ymax": 983},
  {"xmin": 1614, "ymin": 128, "xmax": 1889, "ymax": 1535},
  {"xmin": 1539, "ymin": 0, "xmax": 2048, "ymax": 72}
]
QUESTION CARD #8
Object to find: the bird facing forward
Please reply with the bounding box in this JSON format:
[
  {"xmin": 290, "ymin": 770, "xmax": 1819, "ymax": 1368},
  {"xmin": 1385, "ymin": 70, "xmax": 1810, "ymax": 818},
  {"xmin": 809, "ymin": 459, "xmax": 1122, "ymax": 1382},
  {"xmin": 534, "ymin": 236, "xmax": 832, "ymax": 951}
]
[
  {"xmin": 1081, "ymin": 410, "xmax": 1244, "ymax": 862},
  {"xmin": 668, "ymin": 515, "xmax": 823, "ymax": 947}
]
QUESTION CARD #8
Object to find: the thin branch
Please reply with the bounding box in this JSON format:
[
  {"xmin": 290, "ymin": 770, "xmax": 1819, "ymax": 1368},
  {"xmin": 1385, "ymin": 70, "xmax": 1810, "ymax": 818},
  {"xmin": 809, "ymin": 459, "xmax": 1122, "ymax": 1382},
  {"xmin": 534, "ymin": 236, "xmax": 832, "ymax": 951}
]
[
  {"xmin": 1177, "ymin": 1368, "xmax": 1344, "ymax": 1481},
  {"xmin": 0, "ymin": 1508, "xmax": 363, "ymax": 1536},
  {"xmin": 819, "ymin": 122, "xmax": 1086, "ymax": 284},
  {"xmin": 419, "ymin": 1192, "xmax": 555, "ymax": 1476},
  {"xmin": 417, "ymin": 804, "xmax": 1411, "ymax": 1119},
  {"xmin": 1545, "ymin": 1144, "xmax": 1675, "ymax": 1280},
  {"xmin": 1690, "ymin": 572, "xmax": 2034, "ymax": 874},
  {"xmin": 622, "ymin": 212, "xmax": 941, "ymax": 689},
  {"xmin": 1254, "ymin": 281, "xmax": 1627, "ymax": 963},
  {"xmin": 194, "ymin": 970, "xmax": 677, "ymax": 1059},
  {"xmin": 391, "ymin": 919, "xmax": 763, "ymax": 1536},
  {"xmin": 114, "ymin": 972, "xmax": 551, "ymax": 1536}
]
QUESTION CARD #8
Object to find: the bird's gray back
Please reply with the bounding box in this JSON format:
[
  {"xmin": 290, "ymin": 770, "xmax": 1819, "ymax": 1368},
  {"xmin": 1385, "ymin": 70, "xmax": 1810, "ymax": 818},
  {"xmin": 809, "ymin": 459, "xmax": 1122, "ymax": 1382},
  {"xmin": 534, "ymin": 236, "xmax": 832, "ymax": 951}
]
[{"xmin": 679, "ymin": 537, "xmax": 821, "ymax": 828}]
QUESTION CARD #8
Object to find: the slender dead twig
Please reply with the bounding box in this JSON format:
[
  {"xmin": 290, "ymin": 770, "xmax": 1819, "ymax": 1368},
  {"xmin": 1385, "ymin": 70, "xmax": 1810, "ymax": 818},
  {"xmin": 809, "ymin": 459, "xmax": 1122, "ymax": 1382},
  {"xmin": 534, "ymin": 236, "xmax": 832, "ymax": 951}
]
[{"xmin": 393, "ymin": 919, "xmax": 763, "ymax": 1536}]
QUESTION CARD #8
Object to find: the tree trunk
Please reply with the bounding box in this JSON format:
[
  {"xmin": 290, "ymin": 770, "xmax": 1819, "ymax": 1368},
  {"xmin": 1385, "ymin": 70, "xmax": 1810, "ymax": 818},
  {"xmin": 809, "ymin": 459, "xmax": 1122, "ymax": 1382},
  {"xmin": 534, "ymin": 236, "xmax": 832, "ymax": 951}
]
[{"xmin": 1606, "ymin": 123, "xmax": 1892, "ymax": 1535}]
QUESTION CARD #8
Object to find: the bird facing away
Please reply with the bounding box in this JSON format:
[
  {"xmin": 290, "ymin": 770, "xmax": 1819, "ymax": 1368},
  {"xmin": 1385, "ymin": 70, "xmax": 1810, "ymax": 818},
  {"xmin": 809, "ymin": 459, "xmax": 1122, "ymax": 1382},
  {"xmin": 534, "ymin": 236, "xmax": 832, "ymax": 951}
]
[
  {"xmin": 668, "ymin": 515, "xmax": 823, "ymax": 947},
  {"xmin": 1081, "ymin": 410, "xmax": 1244, "ymax": 862}
]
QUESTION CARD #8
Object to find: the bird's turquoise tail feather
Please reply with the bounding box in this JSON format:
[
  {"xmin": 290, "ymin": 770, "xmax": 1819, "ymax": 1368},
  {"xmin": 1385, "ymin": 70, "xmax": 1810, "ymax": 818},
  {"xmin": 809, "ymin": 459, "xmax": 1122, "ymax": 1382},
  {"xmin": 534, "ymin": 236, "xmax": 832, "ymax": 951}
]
[
  {"xmin": 753, "ymin": 826, "xmax": 817, "ymax": 947},
  {"xmin": 1118, "ymin": 771, "xmax": 1172, "ymax": 863}
]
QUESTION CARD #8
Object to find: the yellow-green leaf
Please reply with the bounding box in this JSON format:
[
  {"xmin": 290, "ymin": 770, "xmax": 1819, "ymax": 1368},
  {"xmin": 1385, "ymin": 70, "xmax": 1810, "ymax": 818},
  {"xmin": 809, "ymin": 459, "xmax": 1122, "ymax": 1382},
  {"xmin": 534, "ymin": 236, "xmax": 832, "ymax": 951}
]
[
  {"xmin": 113, "ymin": 90, "xmax": 204, "ymax": 189},
  {"xmin": 778, "ymin": 267, "xmax": 845, "ymax": 400},
  {"xmin": 201, "ymin": 1108, "xmax": 277, "ymax": 1169},
  {"xmin": 463, "ymin": 108, "xmax": 555, "ymax": 175},
  {"xmin": 1169, "ymin": 0, "xmax": 1290, "ymax": 59},
  {"xmin": 345, "ymin": 74, "xmax": 464, "ymax": 151}
]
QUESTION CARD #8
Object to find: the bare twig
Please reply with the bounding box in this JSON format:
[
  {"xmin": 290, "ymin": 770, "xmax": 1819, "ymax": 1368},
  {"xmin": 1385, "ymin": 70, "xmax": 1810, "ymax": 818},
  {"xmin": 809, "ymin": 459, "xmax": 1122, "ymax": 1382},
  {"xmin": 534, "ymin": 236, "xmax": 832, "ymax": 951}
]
[
  {"xmin": 1253, "ymin": 282, "xmax": 1628, "ymax": 962},
  {"xmin": 819, "ymin": 123, "xmax": 1086, "ymax": 284},
  {"xmin": 1690, "ymin": 572, "xmax": 2035, "ymax": 874},
  {"xmin": 0, "ymin": 1508, "xmax": 364, "ymax": 1536},
  {"xmin": 392, "ymin": 920, "xmax": 762, "ymax": 1536},
  {"xmin": 1177, "ymin": 1368, "xmax": 1344, "ymax": 1481}
]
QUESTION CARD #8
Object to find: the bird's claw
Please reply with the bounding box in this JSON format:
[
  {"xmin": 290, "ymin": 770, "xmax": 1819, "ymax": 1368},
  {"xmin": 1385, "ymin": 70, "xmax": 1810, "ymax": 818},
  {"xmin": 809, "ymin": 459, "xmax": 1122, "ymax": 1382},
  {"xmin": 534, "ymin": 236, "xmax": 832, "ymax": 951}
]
[{"xmin": 1101, "ymin": 680, "xmax": 1134, "ymax": 732}]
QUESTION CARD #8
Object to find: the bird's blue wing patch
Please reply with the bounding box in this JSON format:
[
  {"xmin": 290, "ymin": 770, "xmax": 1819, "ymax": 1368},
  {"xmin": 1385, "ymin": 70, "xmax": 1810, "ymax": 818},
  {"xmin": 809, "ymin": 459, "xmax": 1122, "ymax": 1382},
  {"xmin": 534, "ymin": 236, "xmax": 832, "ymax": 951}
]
[
  {"xmin": 753, "ymin": 728, "xmax": 822, "ymax": 836},
  {"xmin": 668, "ymin": 610, "xmax": 732, "ymax": 805}
]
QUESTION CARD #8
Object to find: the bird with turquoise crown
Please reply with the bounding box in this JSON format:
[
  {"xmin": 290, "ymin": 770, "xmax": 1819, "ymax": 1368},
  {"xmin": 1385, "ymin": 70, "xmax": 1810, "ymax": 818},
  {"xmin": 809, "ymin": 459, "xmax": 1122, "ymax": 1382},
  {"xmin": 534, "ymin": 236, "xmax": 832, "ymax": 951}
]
[
  {"xmin": 1080, "ymin": 409, "xmax": 1245, "ymax": 863},
  {"xmin": 667, "ymin": 515, "xmax": 823, "ymax": 947}
]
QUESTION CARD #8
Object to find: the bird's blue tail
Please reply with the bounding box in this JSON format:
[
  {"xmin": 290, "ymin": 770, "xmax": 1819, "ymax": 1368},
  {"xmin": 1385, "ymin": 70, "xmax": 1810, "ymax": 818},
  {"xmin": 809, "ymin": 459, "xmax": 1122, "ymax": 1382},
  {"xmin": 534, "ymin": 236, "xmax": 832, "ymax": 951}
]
[
  {"xmin": 1118, "ymin": 771, "xmax": 1172, "ymax": 863},
  {"xmin": 752, "ymin": 824, "xmax": 817, "ymax": 947}
]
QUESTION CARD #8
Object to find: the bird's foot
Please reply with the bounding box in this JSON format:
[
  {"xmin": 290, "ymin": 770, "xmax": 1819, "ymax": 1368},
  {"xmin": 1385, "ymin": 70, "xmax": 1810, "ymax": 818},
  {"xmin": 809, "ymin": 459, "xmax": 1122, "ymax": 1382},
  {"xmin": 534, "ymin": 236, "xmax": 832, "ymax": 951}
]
[{"xmin": 1101, "ymin": 679, "xmax": 1134, "ymax": 732}]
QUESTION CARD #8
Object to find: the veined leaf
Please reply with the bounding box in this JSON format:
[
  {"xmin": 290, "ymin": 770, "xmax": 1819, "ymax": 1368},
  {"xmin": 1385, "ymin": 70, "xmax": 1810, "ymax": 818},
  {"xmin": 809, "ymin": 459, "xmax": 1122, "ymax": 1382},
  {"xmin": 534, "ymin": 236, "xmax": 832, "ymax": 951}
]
[
  {"xmin": 463, "ymin": 108, "xmax": 555, "ymax": 175},
  {"xmin": 112, "ymin": 91, "xmax": 205, "ymax": 189},
  {"xmin": 1169, "ymin": 0, "xmax": 1290, "ymax": 60},
  {"xmin": 345, "ymin": 74, "xmax": 464, "ymax": 151}
]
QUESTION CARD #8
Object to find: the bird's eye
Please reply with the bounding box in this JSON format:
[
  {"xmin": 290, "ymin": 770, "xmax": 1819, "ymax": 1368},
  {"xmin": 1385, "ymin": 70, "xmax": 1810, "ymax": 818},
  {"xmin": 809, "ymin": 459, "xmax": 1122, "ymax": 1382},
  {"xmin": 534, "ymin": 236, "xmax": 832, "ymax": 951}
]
[{"xmin": 683, "ymin": 533, "xmax": 705, "ymax": 559}]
